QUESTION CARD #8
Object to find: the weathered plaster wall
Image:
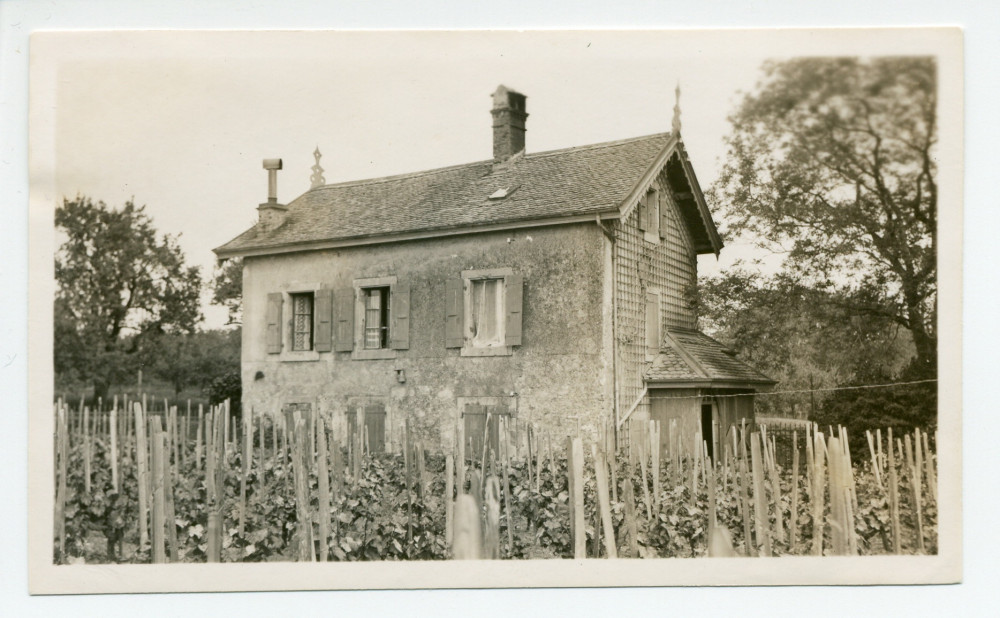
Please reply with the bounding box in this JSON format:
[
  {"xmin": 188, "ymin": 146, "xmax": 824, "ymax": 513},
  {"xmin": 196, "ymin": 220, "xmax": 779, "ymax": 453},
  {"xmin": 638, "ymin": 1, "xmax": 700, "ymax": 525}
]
[
  {"xmin": 613, "ymin": 169, "xmax": 699, "ymax": 430},
  {"xmin": 242, "ymin": 223, "xmax": 611, "ymax": 452}
]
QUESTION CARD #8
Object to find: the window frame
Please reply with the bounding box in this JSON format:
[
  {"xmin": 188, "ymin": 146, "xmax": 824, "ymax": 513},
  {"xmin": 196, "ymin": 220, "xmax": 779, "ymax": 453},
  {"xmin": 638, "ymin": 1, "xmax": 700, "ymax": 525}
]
[
  {"xmin": 352, "ymin": 275, "xmax": 398, "ymax": 360},
  {"xmin": 277, "ymin": 282, "xmax": 322, "ymax": 362},
  {"xmin": 289, "ymin": 291, "xmax": 315, "ymax": 352},
  {"xmin": 461, "ymin": 267, "xmax": 514, "ymax": 357}
]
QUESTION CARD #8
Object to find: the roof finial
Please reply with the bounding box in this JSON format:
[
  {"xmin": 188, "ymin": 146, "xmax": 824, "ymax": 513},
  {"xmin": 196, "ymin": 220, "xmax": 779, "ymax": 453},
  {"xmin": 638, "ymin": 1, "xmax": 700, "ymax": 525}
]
[
  {"xmin": 671, "ymin": 82, "xmax": 682, "ymax": 135},
  {"xmin": 310, "ymin": 146, "xmax": 326, "ymax": 189}
]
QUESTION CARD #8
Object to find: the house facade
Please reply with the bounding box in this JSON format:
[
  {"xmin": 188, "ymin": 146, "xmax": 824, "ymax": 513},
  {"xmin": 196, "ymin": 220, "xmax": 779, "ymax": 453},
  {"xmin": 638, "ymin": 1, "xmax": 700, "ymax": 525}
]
[{"xmin": 214, "ymin": 85, "xmax": 773, "ymax": 457}]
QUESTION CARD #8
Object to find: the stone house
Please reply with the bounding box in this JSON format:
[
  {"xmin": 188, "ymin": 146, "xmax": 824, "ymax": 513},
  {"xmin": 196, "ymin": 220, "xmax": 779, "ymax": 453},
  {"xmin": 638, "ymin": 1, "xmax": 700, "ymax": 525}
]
[{"xmin": 213, "ymin": 85, "xmax": 773, "ymax": 459}]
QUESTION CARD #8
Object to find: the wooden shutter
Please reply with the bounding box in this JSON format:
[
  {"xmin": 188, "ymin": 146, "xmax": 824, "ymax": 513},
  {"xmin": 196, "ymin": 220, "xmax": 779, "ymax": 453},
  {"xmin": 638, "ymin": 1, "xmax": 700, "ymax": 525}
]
[
  {"xmin": 636, "ymin": 194, "xmax": 646, "ymax": 231},
  {"xmin": 445, "ymin": 278, "xmax": 464, "ymax": 348},
  {"xmin": 645, "ymin": 290, "xmax": 660, "ymax": 355},
  {"xmin": 314, "ymin": 288, "xmax": 333, "ymax": 352},
  {"xmin": 364, "ymin": 403, "xmax": 386, "ymax": 454},
  {"xmin": 390, "ymin": 282, "xmax": 410, "ymax": 350},
  {"xmin": 504, "ymin": 274, "xmax": 523, "ymax": 347},
  {"xmin": 650, "ymin": 190, "xmax": 660, "ymax": 235},
  {"xmin": 266, "ymin": 293, "xmax": 283, "ymax": 354},
  {"xmin": 658, "ymin": 191, "xmax": 668, "ymax": 240},
  {"xmin": 333, "ymin": 288, "xmax": 355, "ymax": 352}
]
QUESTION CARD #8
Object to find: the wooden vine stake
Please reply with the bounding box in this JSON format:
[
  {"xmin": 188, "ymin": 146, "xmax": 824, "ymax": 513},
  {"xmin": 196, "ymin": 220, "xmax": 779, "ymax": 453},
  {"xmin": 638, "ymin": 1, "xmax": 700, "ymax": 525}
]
[
  {"xmin": 317, "ymin": 416, "xmax": 331, "ymax": 562},
  {"xmin": 484, "ymin": 476, "xmax": 501, "ymax": 559},
  {"xmin": 164, "ymin": 419, "xmax": 179, "ymax": 562},
  {"xmin": 110, "ymin": 404, "xmax": 119, "ymax": 494},
  {"xmin": 452, "ymin": 494, "xmax": 483, "ymax": 559},
  {"xmin": 567, "ymin": 436, "xmax": 586, "ymax": 559},
  {"xmin": 238, "ymin": 406, "xmax": 252, "ymax": 542},
  {"xmin": 737, "ymin": 435, "xmax": 753, "ymax": 557},
  {"xmin": 749, "ymin": 434, "xmax": 771, "ymax": 557},
  {"xmin": 904, "ymin": 434, "xmax": 925, "ymax": 553},
  {"xmin": 293, "ymin": 413, "xmax": 314, "ymax": 561},
  {"xmin": 811, "ymin": 431, "xmax": 826, "ymax": 556},
  {"xmin": 133, "ymin": 402, "xmax": 150, "ymax": 550},
  {"xmin": 886, "ymin": 428, "xmax": 901, "ymax": 553},
  {"xmin": 500, "ymin": 418, "xmax": 515, "ymax": 556},
  {"xmin": 762, "ymin": 433, "xmax": 783, "ymax": 546},
  {"xmin": 638, "ymin": 430, "xmax": 652, "ymax": 521},
  {"xmin": 592, "ymin": 444, "xmax": 617, "ymax": 558},
  {"xmin": 622, "ymin": 472, "xmax": 639, "ymax": 557},
  {"xmin": 150, "ymin": 417, "xmax": 166, "ymax": 564},
  {"xmin": 922, "ymin": 430, "xmax": 937, "ymax": 504},
  {"xmin": 445, "ymin": 453, "xmax": 455, "ymax": 547},
  {"xmin": 456, "ymin": 415, "xmax": 466, "ymax": 495},
  {"xmin": 649, "ymin": 420, "xmax": 661, "ymax": 513},
  {"xmin": 83, "ymin": 406, "xmax": 91, "ymax": 493},
  {"xmin": 789, "ymin": 431, "xmax": 800, "ymax": 550},
  {"xmin": 706, "ymin": 450, "xmax": 717, "ymax": 546},
  {"xmin": 54, "ymin": 404, "xmax": 68, "ymax": 561},
  {"xmin": 826, "ymin": 436, "xmax": 848, "ymax": 555},
  {"xmin": 866, "ymin": 430, "xmax": 883, "ymax": 489}
]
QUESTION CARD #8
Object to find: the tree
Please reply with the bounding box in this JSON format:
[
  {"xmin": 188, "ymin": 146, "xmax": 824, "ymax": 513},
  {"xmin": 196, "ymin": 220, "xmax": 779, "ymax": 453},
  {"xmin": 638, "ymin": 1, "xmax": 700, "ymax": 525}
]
[
  {"xmin": 146, "ymin": 329, "xmax": 240, "ymax": 397},
  {"xmin": 711, "ymin": 58, "xmax": 937, "ymax": 375},
  {"xmin": 55, "ymin": 196, "xmax": 203, "ymax": 400},
  {"xmin": 696, "ymin": 266, "xmax": 913, "ymax": 417},
  {"xmin": 211, "ymin": 257, "xmax": 243, "ymax": 325}
]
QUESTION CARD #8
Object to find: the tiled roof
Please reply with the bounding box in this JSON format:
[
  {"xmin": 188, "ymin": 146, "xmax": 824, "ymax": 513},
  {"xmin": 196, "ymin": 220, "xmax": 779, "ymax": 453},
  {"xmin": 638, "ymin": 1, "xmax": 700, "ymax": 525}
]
[
  {"xmin": 214, "ymin": 133, "xmax": 672, "ymax": 257},
  {"xmin": 645, "ymin": 328, "xmax": 775, "ymax": 386}
]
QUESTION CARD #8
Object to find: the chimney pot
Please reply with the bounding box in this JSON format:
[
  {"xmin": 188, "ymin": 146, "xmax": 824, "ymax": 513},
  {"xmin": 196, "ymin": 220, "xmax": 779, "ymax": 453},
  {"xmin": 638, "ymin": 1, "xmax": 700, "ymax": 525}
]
[
  {"xmin": 491, "ymin": 85, "xmax": 528, "ymax": 163},
  {"xmin": 258, "ymin": 158, "xmax": 287, "ymax": 232}
]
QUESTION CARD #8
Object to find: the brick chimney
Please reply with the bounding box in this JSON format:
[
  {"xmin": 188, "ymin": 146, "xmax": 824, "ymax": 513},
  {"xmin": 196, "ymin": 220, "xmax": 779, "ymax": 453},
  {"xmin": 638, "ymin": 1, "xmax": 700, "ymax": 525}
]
[
  {"xmin": 257, "ymin": 158, "xmax": 287, "ymax": 232},
  {"xmin": 491, "ymin": 85, "xmax": 528, "ymax": 163}
]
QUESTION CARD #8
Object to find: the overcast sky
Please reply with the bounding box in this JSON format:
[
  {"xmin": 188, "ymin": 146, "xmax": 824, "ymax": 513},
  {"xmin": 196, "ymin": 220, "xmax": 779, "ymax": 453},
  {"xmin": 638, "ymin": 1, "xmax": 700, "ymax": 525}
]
[{"xmin": 42, "ymin": 29, "xmax": 946, "ymax": 329}]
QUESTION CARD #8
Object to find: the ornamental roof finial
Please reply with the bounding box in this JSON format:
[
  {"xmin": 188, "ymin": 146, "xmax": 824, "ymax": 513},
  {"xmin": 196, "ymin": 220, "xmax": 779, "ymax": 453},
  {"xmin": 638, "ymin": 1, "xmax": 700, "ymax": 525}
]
[
  {"xmin": 671, "ymin": 82, "xmax": 682, "ymax": 135},
  {"xmin": 310, "ymin": 146, "xmax": 326, "ymax": 189}
]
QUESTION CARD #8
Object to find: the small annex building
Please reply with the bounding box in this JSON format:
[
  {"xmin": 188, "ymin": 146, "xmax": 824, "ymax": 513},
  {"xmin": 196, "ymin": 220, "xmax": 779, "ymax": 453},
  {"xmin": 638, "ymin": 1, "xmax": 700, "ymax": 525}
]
[{"xmin": 214, "ymin": 85, "xmax": 774, "ymax": 459}]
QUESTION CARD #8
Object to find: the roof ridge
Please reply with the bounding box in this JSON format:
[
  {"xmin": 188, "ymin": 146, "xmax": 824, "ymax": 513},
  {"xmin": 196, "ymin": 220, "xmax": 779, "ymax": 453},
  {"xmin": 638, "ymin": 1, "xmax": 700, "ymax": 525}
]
[
  {"xmin": 308, "ymin": 158, "xmax": 491, "ymax": 192},
  {"xmin": 525, "ymin": 131, "xmax": 671, "ymax": 161},
  {"xmin": 304, "ymin": 131, "xmax": 672, "ymax": 194}
]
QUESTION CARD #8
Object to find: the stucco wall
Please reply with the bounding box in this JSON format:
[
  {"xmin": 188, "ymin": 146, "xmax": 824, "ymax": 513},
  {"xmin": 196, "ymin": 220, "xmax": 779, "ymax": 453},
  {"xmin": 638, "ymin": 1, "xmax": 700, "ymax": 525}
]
[{"xmin": 241, "ymin": 223, "xmax": 611, "ymax": 452}]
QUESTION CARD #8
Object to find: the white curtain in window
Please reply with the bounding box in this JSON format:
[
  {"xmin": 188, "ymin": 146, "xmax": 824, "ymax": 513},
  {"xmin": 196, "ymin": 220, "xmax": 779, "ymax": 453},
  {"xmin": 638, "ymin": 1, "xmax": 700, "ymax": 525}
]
[{"xmin": 471, "ymin": 278, "xmax": 501, "ymax": 344}]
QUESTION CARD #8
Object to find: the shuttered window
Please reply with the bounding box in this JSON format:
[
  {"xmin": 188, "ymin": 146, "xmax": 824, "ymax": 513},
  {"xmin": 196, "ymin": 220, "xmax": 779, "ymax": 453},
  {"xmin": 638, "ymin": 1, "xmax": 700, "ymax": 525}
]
[{"xmin": 453, "ymin": 270, "xmax": 523, "ymax": 353}]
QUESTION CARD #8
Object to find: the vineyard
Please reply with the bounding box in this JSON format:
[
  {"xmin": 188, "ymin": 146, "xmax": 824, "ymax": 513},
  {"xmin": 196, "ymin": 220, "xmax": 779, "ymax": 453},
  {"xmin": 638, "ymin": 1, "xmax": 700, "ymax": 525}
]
[{"xmin": 52, "ymin": 397, "xmax": 937, "ymax": 564}]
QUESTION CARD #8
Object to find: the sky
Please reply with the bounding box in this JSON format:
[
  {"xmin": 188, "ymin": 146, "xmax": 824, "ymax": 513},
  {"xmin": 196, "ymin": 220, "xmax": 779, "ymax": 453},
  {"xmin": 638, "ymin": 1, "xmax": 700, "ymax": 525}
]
[
  {"xmin": 46, "ymin": 30, "xmax": 804, "ymax": 329},
  {"xmin": 42, "ymin": 30, "xmax": 961, "ymax": 330}
]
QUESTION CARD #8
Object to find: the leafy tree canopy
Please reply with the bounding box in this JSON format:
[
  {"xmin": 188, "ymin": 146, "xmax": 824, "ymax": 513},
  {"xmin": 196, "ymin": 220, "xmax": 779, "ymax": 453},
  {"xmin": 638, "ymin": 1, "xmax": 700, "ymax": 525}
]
[
  {"xmin": 696, "ymin": 266, "xmax": 913, "ymax": 417},
  {"xmin": 711, "ymin": 57, "xmax": 937, "ymax": 374},
  {"xmin": 55, "ymin": 196, "xmax": 203, "ymax": 399},
  {"xmin": 211, "ymin": 257, "xmax": 243, "ymax": 326}
]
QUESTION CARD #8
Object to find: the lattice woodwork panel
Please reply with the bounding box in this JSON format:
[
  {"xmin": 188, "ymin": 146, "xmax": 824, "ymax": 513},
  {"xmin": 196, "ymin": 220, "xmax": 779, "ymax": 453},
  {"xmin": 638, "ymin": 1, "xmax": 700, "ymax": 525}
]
[{"xmin": 613, "ymin": 170, "xmax": 698, "ymax": 418}]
